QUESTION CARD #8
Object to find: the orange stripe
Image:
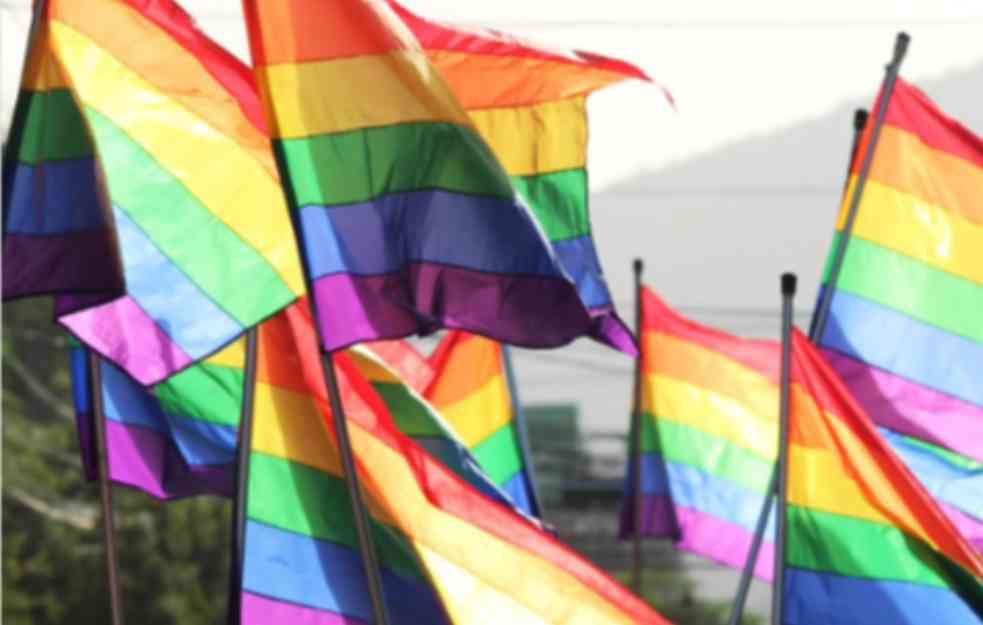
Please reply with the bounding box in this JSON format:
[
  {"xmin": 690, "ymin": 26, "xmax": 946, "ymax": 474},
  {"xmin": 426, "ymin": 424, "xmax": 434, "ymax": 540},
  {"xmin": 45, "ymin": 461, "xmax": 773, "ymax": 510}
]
[
  {"xmin": 20, "ymin": 27, "xmax": 70, "ymax": 91},
  {"xmin": 427, "ymin": 50, "xmax": 632, "ymax": 109},
  {"xmin": 848, "ymin": 124, "xmax": 983, "ymax": 226},
  {"xmin": 51, "ymin": 0, "xmax": 278, "ymax": 180},
  {"xmin": 426, "ymin": 334, "xmax": 503, "ymax": 408},
  {"xmin": 244, "ymin": 0, "xmax": 418, "ymax": 66}
]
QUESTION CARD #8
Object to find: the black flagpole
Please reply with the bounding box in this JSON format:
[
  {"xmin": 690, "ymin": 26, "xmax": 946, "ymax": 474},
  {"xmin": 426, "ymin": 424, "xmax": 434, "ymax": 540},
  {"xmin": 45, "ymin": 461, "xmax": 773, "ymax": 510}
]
[{"xmin": 772, "ymin": 273, "xmax": 797, "ymax": 625}]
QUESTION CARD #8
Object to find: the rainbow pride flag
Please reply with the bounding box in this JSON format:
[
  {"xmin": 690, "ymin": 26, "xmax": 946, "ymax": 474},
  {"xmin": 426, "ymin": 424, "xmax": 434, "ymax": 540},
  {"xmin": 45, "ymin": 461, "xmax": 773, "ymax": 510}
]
[
  {"xmin": 6, "ymin": 0, "xmax": 305, "ymax": 385},
  {"xmin": 244, "ymin": 0, "xmax": 598, "ymax": 353},
  {"xmin": 814, "ymin": 78, "xmax": 983, "ymax": 551},
  {"xmin": 425, "ymin": 330, "xmax": 540, "ymax": 517},
  {"xmin": 620, "ymin": 287, "xmax": 778, "ymax": 579},
  {"xmin": 783, "ymin": 330, "xmax": 983, "ymax": 625},
  {"xmin": 238, "ymin": 301, "xmax": 671, "ymax": 625},
  {"xmin": 392, "ymin": 1, "xmax": 662, "ymax": 353}
]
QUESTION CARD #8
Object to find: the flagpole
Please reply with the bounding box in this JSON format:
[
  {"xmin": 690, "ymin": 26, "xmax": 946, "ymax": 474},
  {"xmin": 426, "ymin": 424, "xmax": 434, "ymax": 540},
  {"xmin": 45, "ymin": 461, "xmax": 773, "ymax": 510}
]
[
  {"xmin": 501, "ymin": 345, "xmax": 544, "ymax": 517},
  {"xmin": 272, "ymin": 146, "xmax": 392, "ymax": 625},
  {"xmin": 88, "ymin": 351, "xmax": 125, "ymax": 625},
  {"xmin": 810, "ymin": 32, "xmax": 910, "ymax": 342},
  {"xmin": 772, "ymin": 273, "xmax": 797, "ymax": 625},
  {"xmin": 226, "ymin": 326, "xmax": 259, "ymax": 625}
]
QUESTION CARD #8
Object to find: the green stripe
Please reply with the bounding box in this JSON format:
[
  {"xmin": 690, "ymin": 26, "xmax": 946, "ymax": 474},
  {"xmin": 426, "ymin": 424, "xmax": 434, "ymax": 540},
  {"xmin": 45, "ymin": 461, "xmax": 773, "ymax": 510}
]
[
  {"xmin": 647, "ymin": 415, "xmax": 773, "ymax": 494},
  {"xmin": 470, "ymin": 422, "xmax": 523, "ymax": 486},
  {"xmin": 277, "ymin": 122, "xmax": 514, "ymax": 207},
  {"xmin": 898, "ymin": 434, "xmax": 983, "ymax": 471},
  {"xmin": 511, "ymin": 169, "xmax": 589, "ymax": 242},
  {"xmin": 13, "ymin": 89, "xmax": 93, "ymax": 164},
  {"xmin": 247, "ymin": 452, "xmax": 426, "ymax": 581},
  {"xmin": 787, "ymin": 505, "xmax": 957, "ymax": 588},
  {"xmin": 85, "ymin": 108, "xmax": 295, "ymax": 326},
  {"xmin": 153, "ymin": 363, "xmax": 243, "ymax": 427},
  {"xmin": 371, "ymin": 382, "xmax": 445, "ymax": 438},
  {"xmin": 825, "ymin": 233, "xmax": 983, "ymax": 344}
]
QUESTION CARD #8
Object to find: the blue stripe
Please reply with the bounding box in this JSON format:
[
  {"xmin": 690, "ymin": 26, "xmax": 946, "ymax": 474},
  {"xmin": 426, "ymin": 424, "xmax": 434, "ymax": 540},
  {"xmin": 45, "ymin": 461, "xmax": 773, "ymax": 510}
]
[
  {"xmin": 501, "ymin": 469, "xmax": 537, "ymax": 517},
  {"xmin": 552, "ymin": 235, "xmax": 613, "ymax": 309},
  {"xmin": 101, "ymin": 361, "xmax": 167, "ymax": 432},
  {"xmin": 113, "ymin": 206, "xmax": 242, "ymax": 360},
  {"xmin": 70, "ymin": 346, "xmax": 91, "ymax": 415},
  {"xmin": 820, "ymin": 289, "xmax": 983, "ymax": 407},
  {"xmin": 242, "ymin": 521, "xmax": 448, "ymax": 625},
  {"xmin": 164, "ymin": 413, "xmax": 237, "ymax": 467},
  {"xmin": 784, "ymin": 567, "xmax": 980, "ymax": 625},
  {"xmin": 299, "ymin": 190, "xmax": 566, "ymax": 280},
  {"xmin": 882, "ymin": 429, "xmax": 983, "ymax": 521},
  {"xmin": 3, "ymin": 159, "xmax": 108, "ymax": 235}
]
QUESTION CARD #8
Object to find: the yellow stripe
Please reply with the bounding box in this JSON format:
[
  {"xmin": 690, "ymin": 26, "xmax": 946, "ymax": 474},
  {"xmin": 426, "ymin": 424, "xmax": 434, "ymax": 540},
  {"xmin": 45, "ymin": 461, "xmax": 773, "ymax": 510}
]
[
  {"xmin": 644, "ymin": 373, "xmax": 778, "ymax": 460},
  {"xmin": 789, "ymin": 413, "xmax": 942, "ymax": 555},
  {"xmin": 468, "ymin": 98, "xmax": 587, "ymax": 177},
  {"xmin": 49, "ymin": 22, "xmax": 305, "ymax": 297},
  {"xmin": 258, "ymin": 50, "xmax": 472, "ymax": 140},
  {"xmin": 840, "ymin": 177, "xmax": 983, "ymax": 286},
  {"xmin": 438, "ymin": 374, "xmax": 512, "ymax": 448},
  {"xmin": 346, "ymin": 347, "xmax": 403, "ymax": 385},
  {"xmin": 353, "ymin": 426, "xmax": 641, "ymax": 625},
  {"xmin": 203, "ymin": 338, "xmax": 246, "ymax": 369},
  {"xmin": 252, "ymin": 383, "xmax": 342, "ymax": 476}
]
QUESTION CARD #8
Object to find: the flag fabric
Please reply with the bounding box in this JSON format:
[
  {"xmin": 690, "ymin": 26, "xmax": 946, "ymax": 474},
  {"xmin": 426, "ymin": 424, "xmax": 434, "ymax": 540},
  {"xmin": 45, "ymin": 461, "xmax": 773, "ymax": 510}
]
[
  {"xmin": 238, "ymin": 300, "xmax": 671, "ymax": 625},
  {"xmin": 425, "ymin": 330, "xmax": 540, "ymax": 517},
  {"xmin": 392, "ymin": 1, "xmax": 663, "ymax": 354},
  {"xmin": 70, "ymin": 337, "xmax": 243, "ymax": 500},
  {"xmin": 814, "ymin": 78, "xmax": 983, "ymax": 550},
  {"xmin": 364, "ymin": 339, "xmax": 434, "ymax": 394},
  {"xmin": 243, "ymin": 0, "xmax": 599, "ymax": 353},
  {"xmin": 783, "ymin": 330, "xmax": 983, "ymax": 625},
  {"xmin": 619, "ymin": 287, "xmax": 778, "ymax": 580},
  {"xmin": 8, "ymin": 0, "xmax": 306, "ymax": 385}
]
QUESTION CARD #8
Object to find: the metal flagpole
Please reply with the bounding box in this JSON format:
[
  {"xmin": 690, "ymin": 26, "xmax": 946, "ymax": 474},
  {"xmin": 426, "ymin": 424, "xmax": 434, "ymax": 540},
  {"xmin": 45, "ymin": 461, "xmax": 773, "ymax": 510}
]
[
  {"xmin": 272, "ymin": 145, "xmax": 392, "ymax": 625},
  {"xmin": 226, "ymin": 327, "xmax": 259, "ymax": 625},
  {"xmin": 88, "ymin": 351, "xmax": 125, "ymax": 625},
  {"xmin": 629, "ymin": 258, "xmax": 645, "ymax": 593},
  {"xmin": 772, "ymin": 273, "xmax": 797, "ymax": 625},
  {"xmin": 501, "ymin": 345, "xmax": 545, "ymax": 517},
  {"xmin": 811, "ymin": 32, "xmax": 910, "ymax": 342}
]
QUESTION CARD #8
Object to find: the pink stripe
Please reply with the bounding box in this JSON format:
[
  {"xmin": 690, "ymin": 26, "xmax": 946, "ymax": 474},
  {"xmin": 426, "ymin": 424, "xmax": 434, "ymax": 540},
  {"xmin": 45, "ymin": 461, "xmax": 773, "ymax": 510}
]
[
  {"xmin": 106, "ymin": 420, "xmax": 169, "ymax": 499},
  {"xmin": 674, "ymin": 506, "xmax": 775, "ymax": 582},
  {"xmin": 60, "ymin": 296, "xmax": 193, "ymax": 386},
  {"xmin": 242, "ymin": 592, "xmax": 368, "ymax": 625},
  {"xmin": 824, "ymin": 350, "xmax": 983, "ymax": 463},
  {"xmin": 941, "ymin": 503, "xmax": 983, "ymax": 555}
]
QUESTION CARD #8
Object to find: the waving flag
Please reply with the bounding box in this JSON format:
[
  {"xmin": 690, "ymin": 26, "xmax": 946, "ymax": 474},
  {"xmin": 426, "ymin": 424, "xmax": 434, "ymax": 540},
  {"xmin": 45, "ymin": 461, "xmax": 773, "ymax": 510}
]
[
  {"xmin": 238, "ymin": 301, "xmax": 671, "ymax": 625},
  {"xmin": 784, "ymin": 331, "xmax": 983, "ymax": 625},
  {"xmin": 244, "ymin": 0, "xmax": 597, "ymax": 353},
  {"xmin": 426, "ymin": 330, "xmax": 540, "ymax": 517},
  {"xmin": 391, "ymin": 2, "xmax": 661, "ymax": 354},
  {"xmin": 620, "ymin": 287, "xmax": 778, "ymax": 579},
  {"xmin": 6, "ymin": 0, "xmax": 305, "ymax": 385},
  {"xmin": 814, "ymin": 78, "xmax": 983, "ymax": 550}
]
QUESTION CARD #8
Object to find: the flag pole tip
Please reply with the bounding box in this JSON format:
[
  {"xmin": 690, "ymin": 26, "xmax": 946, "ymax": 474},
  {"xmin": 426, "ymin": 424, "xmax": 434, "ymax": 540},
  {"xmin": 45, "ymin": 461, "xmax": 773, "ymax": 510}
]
[
  {"xmin": 854, "ymin": 108, "xmax": 869, "ymax": 131},
  {"xmin": 633, "ymin": 258, "xmax": 644, "ymax": 276},
  {"xmin": 781, "ymin": 273, "xmax": 797, "ymax": 296},
  {"xmin": 894, "ymin": 32, "xmax": 911, "ymax": 60}
]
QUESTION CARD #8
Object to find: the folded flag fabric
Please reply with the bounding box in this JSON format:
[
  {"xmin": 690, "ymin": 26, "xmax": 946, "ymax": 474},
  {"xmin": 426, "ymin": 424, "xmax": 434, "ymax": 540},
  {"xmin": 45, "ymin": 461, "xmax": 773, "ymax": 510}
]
[
  {"xmin": 8, "ymin": 0, "xmax": 306, "ymax": 385},
  {"xmin": 619, "ymin": 287, "xmax": 779, "ymax": 580},
  {"xmin": 425, "ymin": 330, "xmax": 541, "ymax": 517},
  {"xmin": 243, "ymin": 0, "xmax": 598, "ymax": 353},
  {"xmin": 814, "ymin": 78, "xmax": 983, "ymax": 550},
  {"xmin": 238, "ymin": 300, "xmax": 672, "ymax": 625},
  {"xmin": 364, "ymin": 339, "xmax": 434, "ymax": 394},
  {"xmin": 392, "ymin": 1, "xmax": 664, "ymax": 355},
  {"xmin": 784, "ymin": 330, "xmax": 983, "ymax": 625}
]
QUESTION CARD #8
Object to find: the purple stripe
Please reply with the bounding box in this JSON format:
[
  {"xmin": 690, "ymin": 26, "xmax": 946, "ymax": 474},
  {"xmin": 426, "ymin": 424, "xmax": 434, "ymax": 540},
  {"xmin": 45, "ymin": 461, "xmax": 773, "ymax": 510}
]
[
  {"xmin": 824, "ymin": 350, "xmax": 983, "ymax": 462},
  {"xmin": 59, "ymin": 296, "xmax": 194, "ymax": 386},
  {"xmin": 673, "ymin": 506, "xmax": 774, "ymax": 582},
  {"xmin": 242, "ymin": 592, "xmax": 367, "ymax": 625},
  {"xmin": 312, "ymin": 263, "xmax": 592, "ymax": 352},
  {"xmin": 618, "ymin": 493, "xmax": 679, "ymax": 539},
  {"xmin": 2, "ymin": 232, "xmax": 122, "ymax": 302},
  {"xmin": 589, "ymin": 310, "xmax": 638, "ymax": 357},
  {"xmin": 941, "ymin": 502, "xmax": 983, "ymax": 554},
  {"xmin": 105, "ymin": 420, "xmax": 232, "ymax": 500}
]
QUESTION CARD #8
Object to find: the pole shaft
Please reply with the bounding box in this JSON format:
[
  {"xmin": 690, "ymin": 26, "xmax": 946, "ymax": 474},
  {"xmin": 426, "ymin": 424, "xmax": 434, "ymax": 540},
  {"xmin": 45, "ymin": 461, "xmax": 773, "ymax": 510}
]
[
  {"xmin": 501, "ymin": 345, "xmax": 544, "ymax": 517},
  {"xmin": 630, "ymin": 259, "xmax": 645, "ymax": 593},
  {"xmin": 89, "ymin": 351, "xmax": 125, "ymax": 625},
  {"xmin": 726, "ymin": 467, "xmax": 777, "ymax": 625},
  {"xmin": 811, "ymin": 33, "xmax": 910, "ymax": 342},
  {"xmin": 772, "ymin": 275, "xmax": 797, "ymax": 625}
]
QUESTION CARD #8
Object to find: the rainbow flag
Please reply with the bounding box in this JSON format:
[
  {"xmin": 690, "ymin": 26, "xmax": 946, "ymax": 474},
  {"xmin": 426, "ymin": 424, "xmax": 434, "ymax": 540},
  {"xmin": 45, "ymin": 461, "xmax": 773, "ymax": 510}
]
[
  {"xmin": 70, "ymin": 338, "xmax": 242, "ymax": 500},
  {"xmin": 7, "ymin": 0, "xmax": 305, "ymax": 385},
  {"xmin": 783, "ymin": 330, "xmax": 983, "ymax": 624},
  {"xmin": 619, "ymin": 287, "xmax": 778, "ymax": 580},
  {"xmin": 425, "ymin": 330, "xmax": 540, "ymax": 517},
  {"xmin": 392, "ymin": 1, "xmax": 662, "ymax": 354},
  {"xmin": 238, "ymin": 301, "xmax": 671, "ymax": 625},
  {"xmin": 244, "ymin": 0, "xmax": 599, "ymax": 353},
  {"xmin": 814, "ymin": 78, "xmax": 983, "ymax": 551}
]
